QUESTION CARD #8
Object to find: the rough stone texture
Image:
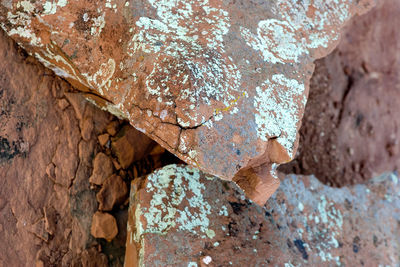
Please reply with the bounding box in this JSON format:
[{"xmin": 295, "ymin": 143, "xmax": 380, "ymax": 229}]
[
  {"xmin": 0, "ymin": 28, "xmax": 111, "ymax": 265},
  {"xmin": 280, "ymin": 0, "xmax": 400, "ymax": 187},
  {"xmin": 97, "ymin": 174, "xmax": 128, "ymax": 211},
  {"xmin": 0, "ymin": 27, "xmax": 180, "ymax": 265},
  {"xmin": 111, "ymin": 125, "xmax": 155, "ymax": 169},
  {"xmin": 89, "ymin": 152, "xmax": 114, "ymax": 185},
  {"xmin": 126, "ymin": 164, "xmax": 400, "ymax": 266},
  {"xmin": 0, "ymin": 0, "xmax": 376, "ymax": 203},
  {"xmin": 91, "ymin": 211, "xmax": 119, "ymax": 242}
]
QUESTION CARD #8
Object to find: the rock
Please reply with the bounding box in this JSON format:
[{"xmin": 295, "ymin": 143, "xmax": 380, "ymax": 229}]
[
  {"xmin": 111, "ymin": 125, "xmax": 155, "ymax": 169},
  {"xmin": 106, "ymin": 121, "xmax": 119, "ymax": 137},
  {"xmin": 81, "ymin": 116, "xmax": 94, "ymax": 141},
  {"xmin": 96, "ymin": 174, "xmax": 128, "ymax": 211},
  {"xmin": 126, "ymin": 164, "xmax": 400, "ymax": 266},
  {"xmin": 97, "ymin": 133, "xmax": 109, "ymax": 147},
  {"xmin": 80, "ymin": 247, "xmax": 108, "ymax": 267},
  {"xmin": 89, "ymin": 152, "xmax": 114, "ymax": 185},
  {"xmin": 280, "ymin": 0, "xmax": 400, "ymax": 186},
  {"xmin": 57, "ymin": 98, "xmax": 69, "ymax": 110},
  {"xmin": 0, "ymin": 0, "xmax": 376, "ymax": 204},
  {"xmin": 91, "ymin": 212, "xmax": 118, "ymax": 242}
]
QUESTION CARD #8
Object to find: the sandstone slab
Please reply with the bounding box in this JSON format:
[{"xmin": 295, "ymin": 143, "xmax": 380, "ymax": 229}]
[
  {"xmin": 126, "ymin": 164, "xmax": 400, "ymax": 266},
  {"xmin": 0, "ymin": 0, "xmax": 376, "ymax": 203}
]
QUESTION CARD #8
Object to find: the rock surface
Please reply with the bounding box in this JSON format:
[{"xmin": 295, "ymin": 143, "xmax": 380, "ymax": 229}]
[
  {"xmin": 89, "ymin": 152, "xmax": 114, "ymax": 185},
  {"xmin": 0, "ymin": 28, "xmax": 111, "ymax": 265},
  {"xmin": 126, "ymin": 164, "xmax": 400, "ymax": 266},
  {"xmin": 97, "ymin": 174, "xmax": 128, "ymax": 211},
  {"xmin": 280, "ymin": 0, "xmax": 400, "ymax": 186},
  {"xmin": 0, "ymin": 0, "xmax": 376, "ymax": 203},
  {"xmin": 91, "ymin": 211, "xmax": 119, "ymax": 242},
  {"xmin": 0, "ymin": 27, "xmax": 179, "ymax": 265}
]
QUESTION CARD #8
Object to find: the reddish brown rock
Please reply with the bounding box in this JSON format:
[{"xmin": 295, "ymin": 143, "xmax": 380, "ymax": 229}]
[
  {"xmin": 0, "ymin": 0, "xmax": 376, "ymax": 204},
  {"xmin": 97, "ymin": 133, "xmax": 109, "ymax": 147},
  {"xmin": 0, "ymin": 28, "xmax": 114, "ymax": 265},
  {"xmin": 91, "ymin": 211, "xmax": 118, "ymax": 242},
  {"xmin": 89, "ymin": 152, "xmax": 114, "ymax": 185},
  {"xmin": 106, "ymin": 121, "xmax": 119, "ymax": 137},
  {"xmin": 280, "ymin": 0, "xmax": 400, "ymax": 186},
  {"xmin": 80, "ymin": 247, "xmax": 108, "ymax": 267},
  {"xmin": 111, "ymin": 125, "xmax": 155, "ymax": 169},
  {"xmin": 96, "ymin": 174, "xmax": 128, "ymax": 211},
  {"xmin": 126, "ymin": 164, "xmax": 400, "ymax": 266}
]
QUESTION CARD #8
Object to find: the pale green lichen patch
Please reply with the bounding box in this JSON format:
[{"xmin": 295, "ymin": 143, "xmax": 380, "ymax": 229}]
[
  {"xmin": 254, "ymin": 74, "xmax": 306, "ymax": 157},
  {"xmin": 129, "ymin": 0, "xmax": 242, "ymax": 127},
  {"xmin": 137, "ymin": 165, "xmax": 216, "ymax": 239}
]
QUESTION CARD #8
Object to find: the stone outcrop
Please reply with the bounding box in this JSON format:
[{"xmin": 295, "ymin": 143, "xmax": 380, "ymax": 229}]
[
  {"xmin": 280, "ymin": 0, "xmax": 400, "ymax": 186},
  {"xmin": 0, "ymin": 0, "xmax": 376, "ymax": 204},
  {"xmin": 0, "ymin": 27, "xmax": 177, "ymax": 265},
  {"xmin": 126, "ymin": 164, "xmax": 400, "ymax": 266}
]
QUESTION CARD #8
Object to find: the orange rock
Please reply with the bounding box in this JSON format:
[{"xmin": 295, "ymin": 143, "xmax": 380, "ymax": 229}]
[
  {"xmin": 97, "ymin": 133, "xmax": 109, "ymax": 147},
  {"xmin": 111, "ymin": 134, "xmax": 134, "ymax": 169},
  {"xmin": 106, "ymin": 121, "xmax": 119, "ymax": 136},
  {"xmin": 57, "ymin": 98, "xmax": 69, "ymax": 110},
  {"xmin": 90, "ymin": 212, "xmax": 118, "ymax": 242},
  {"xmin": 111, "ymin": 125, "xmax": 155, "ymax": 169},
  {"xmin": 89, "ymin": 153, "xmax": 113, "ymax": 185},
  {"xmin": 96, "ymin": 174, "xmax": 128, "ymax": 211},
  {"xmin": 0, "ymin": 0, "xmax": 376, "ymax": 204}
]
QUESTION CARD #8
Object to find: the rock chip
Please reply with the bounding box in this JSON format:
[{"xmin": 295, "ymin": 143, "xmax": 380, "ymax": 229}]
[
  {"xmin": 89, "ymin": 152, "xmax": 114, "ymax": 185},
  {"xmin": 97, "ymin": 133, "xmax": 109, "ymax": 147},
  {"xmin": 111, "ymin": 125, "xmax": 155, "ymax": 169},
  {"xmin": 91, "ymin": 211, "xmax": 118, "ymax": 242},
  {"xmin": 126, "ymin": 164, "xmax": 400, "ymax": 266},
  {"xmin": 96, "ymin": 174, "xmax": 128, "ymax": 211},
  {"xmin": 0, "ymin": 0, "xmax": 376, "ymax": 204}
]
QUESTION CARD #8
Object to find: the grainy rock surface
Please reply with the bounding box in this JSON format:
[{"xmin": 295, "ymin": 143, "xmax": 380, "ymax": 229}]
[
  {"xmin": 91, "ymin": 211, "xmax": 119, "ymax": 242},
  {"xmin": 0, "ymin": 0, "xmax": 376, "ymax": 203},
  {"xmin": 0, "ymin": 28, "xmax": 111, "ymax": 265},
  {"xmin": 280, "ymin": 0, "xmax": 400, "ymax": 187},
  {"xmin": 0, "ymin": 27, "xmax": 179, "ymax": 265},
  {"xmin": 126, "ymin": 164, "xmax": 400, "ymax": 266}
]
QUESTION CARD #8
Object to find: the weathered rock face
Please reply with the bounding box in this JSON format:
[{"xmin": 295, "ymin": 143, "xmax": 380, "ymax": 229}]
[
  {"xmin": 280, "ymin": 0, "xmax": 400, "ymax": 187},
  {"xmin": 0, "ymin": 27, "xmax": 180, "ymax": 265},
  {"xmin": 0, "ymin": 0, "xmax": 375, "ymax": 203},
  {"xmin": 126, "ymin": 164, "xmax": 400, "ymax": 266}
]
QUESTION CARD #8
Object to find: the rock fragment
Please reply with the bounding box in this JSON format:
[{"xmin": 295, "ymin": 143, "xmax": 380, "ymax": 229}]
[
  {"xmin": 96, "ymin": 174, "xmax": 128, "ymax": 211},
  {"xmin": 97, "ymin": 133, "xmax": 109, "ymax": 147},
  {"xmin": 89, "ymin": 152, "xmax": 113, "ymax": 185},
  {"xmin": 111, "ymin": 125, "xmax": 154, "ymax": 169},
  {"xmin": 91, "ymin": 212, "xmax": 118, "ymax": 242}
]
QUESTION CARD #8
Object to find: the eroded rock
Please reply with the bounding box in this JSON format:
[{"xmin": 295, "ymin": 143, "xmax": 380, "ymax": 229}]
[
  {"xmin": 126, "ymin": 164, "xmax": 400, "ymax": 266},
  {"xmin": 89, "ymin": 152, "xmax": 114, "ymax": 185},
  {"xmin": 91, "ymin": 211, "xmax": 118, "ymax": 242},
  {"xmin": 96, "ymin": 174, "xmax": 128, "ymax": 211},
  {"xmin": 0, "ymin": 0, "xmax": 376, "ymax": 203}
]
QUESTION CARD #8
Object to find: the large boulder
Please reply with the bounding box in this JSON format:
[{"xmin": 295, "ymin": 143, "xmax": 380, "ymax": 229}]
[
  {"xmin": 126, "ymin": 164, "xmax": 400, "ymax": 266},
  {"xmin": 0, "ymin": 0, "xmax": 375, "ymax": 203}
]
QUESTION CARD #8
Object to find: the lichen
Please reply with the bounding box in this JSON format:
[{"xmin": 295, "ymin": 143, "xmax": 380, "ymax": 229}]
[
  {"xmin": 138, "ymin": 165, "xmax": 215, "ymax": 239},
  {"xmin": 130, "ymin": 0, "xmax": 242, "ymax": 127},
  {"xmin": 254, "ymin": 74, "xmax": 306, "ymax": 157}
]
